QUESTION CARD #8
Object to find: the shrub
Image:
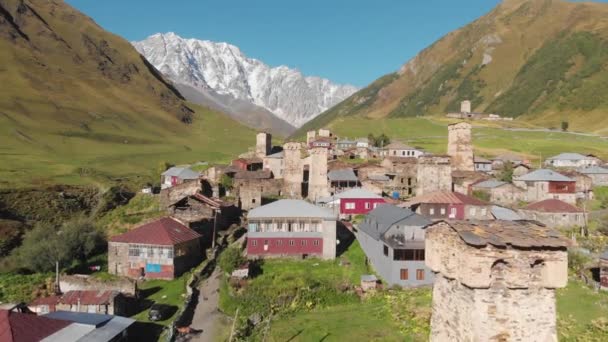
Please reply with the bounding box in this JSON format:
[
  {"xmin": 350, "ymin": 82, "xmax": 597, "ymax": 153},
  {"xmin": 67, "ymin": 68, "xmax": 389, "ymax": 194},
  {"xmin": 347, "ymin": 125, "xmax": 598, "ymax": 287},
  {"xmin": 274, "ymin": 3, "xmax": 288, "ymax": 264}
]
[{"xmin": 218, "ymin": 247, "xmax": 245, "ymax": 275}]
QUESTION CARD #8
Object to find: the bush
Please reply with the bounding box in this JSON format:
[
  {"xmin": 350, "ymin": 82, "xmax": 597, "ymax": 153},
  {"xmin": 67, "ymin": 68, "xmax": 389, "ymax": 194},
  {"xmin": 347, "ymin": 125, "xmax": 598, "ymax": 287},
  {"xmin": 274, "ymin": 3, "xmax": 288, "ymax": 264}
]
[{"xmin": 218, "ymin": 247, "xmax": 245, "ymax": 275}]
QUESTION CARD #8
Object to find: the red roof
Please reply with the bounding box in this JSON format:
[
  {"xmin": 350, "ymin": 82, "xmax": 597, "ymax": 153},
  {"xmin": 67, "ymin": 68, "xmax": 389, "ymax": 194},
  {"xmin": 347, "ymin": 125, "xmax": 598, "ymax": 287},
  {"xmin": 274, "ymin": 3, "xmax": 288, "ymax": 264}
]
[
  {"xmin": 109, "ymin": 217, "xmax": 202, "ymax": 245},
  {"xmin": 59, "ymin": 290, "xmax": 117, "ymax": 305},
  {"xmin": 524, "ymin": 199, "xmax": 582, "ymax": 213},
  {"xmin": 0, "ymin": 309, "xmax": 71, "ymax": 342},
  {"xmin": 404, "ymin": 191, "xmax": 487, "ymax": 206}
]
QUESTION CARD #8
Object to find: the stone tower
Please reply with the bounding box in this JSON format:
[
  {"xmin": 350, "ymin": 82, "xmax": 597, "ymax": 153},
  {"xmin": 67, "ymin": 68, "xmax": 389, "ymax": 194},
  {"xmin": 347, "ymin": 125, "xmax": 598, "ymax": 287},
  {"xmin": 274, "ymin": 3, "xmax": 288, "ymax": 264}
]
[
  {"xmin": 282, "ymin": 142, "xmax": 303, "ymax": 198},
  {"xmin": 306, "ymin": 131, "xmax": 317, "ymax": 145},
  {"xmin": 256, "ymin": 132, "xmax": 272, "ymax": 158},
  {"xmin": 425, "ymin": 220, "xmax": 569, "ymax": 342},
  {"xmin": 308, "ymin": 147, "xmax": 329, "ymax": 201},
  {"xmin": 447, "ymin": 122, "xmax": 474, "ymax": 172},
  {"xmin": 461, "ymin": 100, "xmax": 471, "ymax": 114},
  {"xmin": 416, "ymin": 155, "xmax": 452, "ymax": 195}
]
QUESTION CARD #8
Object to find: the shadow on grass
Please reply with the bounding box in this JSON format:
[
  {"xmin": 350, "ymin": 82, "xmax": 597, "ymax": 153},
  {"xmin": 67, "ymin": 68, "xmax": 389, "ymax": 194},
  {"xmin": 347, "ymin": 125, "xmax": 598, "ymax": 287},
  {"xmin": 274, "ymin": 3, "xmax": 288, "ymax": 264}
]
[
  {"xmin": 129, "ymin": 321, "xmax": 165, "ymax": 341},
  {"xmin": 139, "ymin": 286, "xmax": 162, "ymax": 298},
  {"xmin": 336, "ymin": 222, "xmax": 355, "ymax": 258}
]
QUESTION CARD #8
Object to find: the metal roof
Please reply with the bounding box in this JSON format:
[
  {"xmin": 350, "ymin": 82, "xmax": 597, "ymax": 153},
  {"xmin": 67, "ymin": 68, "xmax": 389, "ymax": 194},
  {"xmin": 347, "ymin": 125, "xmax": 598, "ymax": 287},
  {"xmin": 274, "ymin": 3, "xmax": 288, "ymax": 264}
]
[
  {"xmin": 474, "ymin": 156, "xmax": 492, "ymax": 163},
  {"xmin": 367, "ymin": 174, "xmax": 390, "ymax": 182},
  {"xmin": 547, "ymin": 152, "xmax": 592, "ymax": 161},
  {"xmin": 401, "ymin": 191, "xmax": 487, "ymax": 207},
  {"xmin": 0, "ymin": 310, "xmax": 72, "ymax": 342},
  {"xmin": 430, "ymin": 220, "xmax": 570, "ymax": 249},
  {"xmin": 328, "ymin": 168, "xmax": 358, "ymax": 182},
  {"xmin": 491, "ymin": 206, "xmax": 522, "ymax": 221},
  {"xmin": 579, "ymin": 166, "xmax": 608, "ymax": 174},
  {"xmin": 161, "ymin": 167, "xmax": 200, "ymax": 180},
  {"xmin": 358, "ymin": 204, "xmax": 431, "ymax": 242},
  {"xmin": 334, "ymin": 188, "xmax": 382, "ymax": 199},
  {"xmin": 385, "ymin": 142, "xmax": 415, "ymax": 150},
  {"xmin": 515, "ymin": 169, "xmax": 573, "ymax": 182},
  {"xmin": 42, "ymin": 312, "xmax": 135, "ymax": 342},
  {"xmin": 472, "ymin": 179, "xmax": 508, "ymax": 189},
  {"xmin": 523, "ymin": 199, "xmax": 582, "ymax": 213},
  {"xmin": 109, "ymin": 217, "xmax": 202, "ymax": 245},
  {"xmin": 248, "ymin": 199, "xmax": 337, "ymax": 220}
]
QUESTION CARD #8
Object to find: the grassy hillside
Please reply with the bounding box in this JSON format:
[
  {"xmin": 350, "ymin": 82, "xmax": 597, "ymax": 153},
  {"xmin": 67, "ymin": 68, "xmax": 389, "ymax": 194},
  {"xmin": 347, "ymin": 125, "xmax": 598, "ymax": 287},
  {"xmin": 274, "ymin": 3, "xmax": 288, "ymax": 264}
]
[
  {"xmin": 296, "ymin": 0, "xmax": 608, "ymax": 136},
  {"xmin": 0, "ymin": 0, "xmax": 255, "ymax": 187}
]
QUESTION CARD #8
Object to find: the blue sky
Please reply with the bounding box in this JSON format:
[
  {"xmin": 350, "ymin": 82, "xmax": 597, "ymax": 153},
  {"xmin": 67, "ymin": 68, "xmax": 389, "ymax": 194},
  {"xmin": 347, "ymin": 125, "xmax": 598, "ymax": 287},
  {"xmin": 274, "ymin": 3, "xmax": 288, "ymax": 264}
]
[{"xmin": 67, "ymin": 0, "xmax": 504, "ymax": 86}]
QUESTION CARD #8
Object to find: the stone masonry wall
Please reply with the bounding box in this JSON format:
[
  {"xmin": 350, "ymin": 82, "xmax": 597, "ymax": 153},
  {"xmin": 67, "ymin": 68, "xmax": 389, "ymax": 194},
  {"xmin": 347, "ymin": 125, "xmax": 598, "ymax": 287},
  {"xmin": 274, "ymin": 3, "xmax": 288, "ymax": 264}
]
[
  {"xmin": 308, "ymin": 147, "xmax": 329, "ymax": 201},
  {"xmin": 448, "ymin": 122, "xmax": 474, "ymax": 172},
  {"xmin": 282, "ymin": 142, "xmax": 303, "ymax": 198},
  {"xmin": 416, "ymin": 156, "xmax": 452, "ymax": 195}
]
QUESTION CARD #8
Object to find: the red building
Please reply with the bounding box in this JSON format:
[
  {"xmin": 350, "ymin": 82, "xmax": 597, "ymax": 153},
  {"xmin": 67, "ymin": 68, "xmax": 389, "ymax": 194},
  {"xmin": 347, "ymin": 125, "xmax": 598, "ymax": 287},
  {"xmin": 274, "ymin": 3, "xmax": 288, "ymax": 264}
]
[
  {"xmin": 232, "ymin": 157, "xmax": 263, "ymax": 171},
  {"xmin": 108, "ymin": 217, "xmax": 203, "ymax": 280},
  {"xmin": 247, "ymin": 199, "xmax": 337, "ymax": 260},
  {"xmin": 400, "ymin": 191, "xmax": 493, "ymax": 221},
  {"xmin": 334, "ymin": 188, "xmax": 385, "ymax": 216}
]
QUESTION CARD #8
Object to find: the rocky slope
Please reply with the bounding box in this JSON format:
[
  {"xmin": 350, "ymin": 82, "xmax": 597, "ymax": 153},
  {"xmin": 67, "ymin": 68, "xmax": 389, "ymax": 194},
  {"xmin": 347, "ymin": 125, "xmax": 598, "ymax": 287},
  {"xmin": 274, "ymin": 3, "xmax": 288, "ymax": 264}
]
[
  {"xmin": 133, "ymin": 32, "xmax": 359, "ymax": 130},
  {"xmin": 297, "ymin": 0, "xmax": 608, "ymax": 135}
]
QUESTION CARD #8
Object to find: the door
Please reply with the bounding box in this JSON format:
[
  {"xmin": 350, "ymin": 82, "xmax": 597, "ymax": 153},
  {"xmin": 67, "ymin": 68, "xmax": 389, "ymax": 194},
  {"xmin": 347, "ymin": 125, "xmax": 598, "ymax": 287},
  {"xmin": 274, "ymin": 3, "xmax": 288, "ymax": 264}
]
[{"xmin": 449, "ymin": 207, "xmax": 457, "ymax": 219}]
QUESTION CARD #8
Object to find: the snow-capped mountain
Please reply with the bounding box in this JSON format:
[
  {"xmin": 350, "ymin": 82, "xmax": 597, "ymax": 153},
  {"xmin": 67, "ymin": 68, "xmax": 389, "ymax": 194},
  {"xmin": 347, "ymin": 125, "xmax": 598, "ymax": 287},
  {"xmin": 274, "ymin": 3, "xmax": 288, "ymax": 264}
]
[{"xmin": 132, "ymin": 32, "xmax": 358, "ymax": 129}]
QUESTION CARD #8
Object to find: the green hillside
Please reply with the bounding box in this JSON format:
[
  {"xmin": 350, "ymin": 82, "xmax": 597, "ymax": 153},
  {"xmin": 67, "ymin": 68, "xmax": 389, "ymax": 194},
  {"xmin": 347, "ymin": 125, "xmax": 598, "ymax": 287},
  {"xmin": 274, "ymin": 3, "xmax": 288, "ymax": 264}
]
[
  {"xmin": 296, "ymin": 0, "xmax": 608, "ymax": 136},
  {"xmin": 0, "ymin": 0, "xmax": 254, "ymax": 187}
]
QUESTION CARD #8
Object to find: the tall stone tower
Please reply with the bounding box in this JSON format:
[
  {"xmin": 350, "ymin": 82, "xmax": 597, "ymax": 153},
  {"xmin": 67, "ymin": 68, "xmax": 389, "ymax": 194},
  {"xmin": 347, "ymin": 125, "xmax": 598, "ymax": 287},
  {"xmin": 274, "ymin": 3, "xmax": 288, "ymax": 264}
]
[
  {"xmin": 416, "ymin": 155, "xmax": 452, "ymax": 195},
  {"xmin": 306, "ymin": 131, "xmax": 317, "ymax": 145},
  {"xmin": 461, "ymin": 100, "xmax": 471, "ymax": 114},
  {"xmin": 255, "ymin": 132, "xmax": 272, "ymax": 158},
  {"xmin": 447, "ymin": 122, "xmax": 474, "ymax": 172},
  {"xmin": 308, "ymin": 147, "xmax": 329, "ymax": 201},
  {"xmin": 425, "ymin": 220, "xmax": 569, "ymax": 342},
  {"xmin": 282, "ymin": 142, "xmax": 303, "ymax": 198}
]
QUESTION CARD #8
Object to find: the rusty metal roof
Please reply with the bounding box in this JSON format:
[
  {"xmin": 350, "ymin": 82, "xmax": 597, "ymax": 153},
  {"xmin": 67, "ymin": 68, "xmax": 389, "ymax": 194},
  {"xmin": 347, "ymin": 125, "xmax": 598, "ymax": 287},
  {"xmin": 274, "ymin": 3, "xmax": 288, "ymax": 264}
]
[
  {"xmin": 523, "ymin": 199, "xmax": 582, "ymax": 213},
  {"xmin": 402, "ymin": 191, "xmax": 487, "ymax": 207},
  {"xmin": 432, "ymin": 220, "xmax": 570, "ymax": 249}
]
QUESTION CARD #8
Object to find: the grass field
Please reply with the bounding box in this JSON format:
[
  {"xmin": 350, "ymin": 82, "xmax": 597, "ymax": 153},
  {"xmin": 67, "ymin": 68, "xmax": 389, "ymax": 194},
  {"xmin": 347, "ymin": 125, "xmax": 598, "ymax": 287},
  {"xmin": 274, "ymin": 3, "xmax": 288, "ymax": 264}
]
[{"xmin": 316, "ymin": 117, "xmax": 608, "ymax": 161}]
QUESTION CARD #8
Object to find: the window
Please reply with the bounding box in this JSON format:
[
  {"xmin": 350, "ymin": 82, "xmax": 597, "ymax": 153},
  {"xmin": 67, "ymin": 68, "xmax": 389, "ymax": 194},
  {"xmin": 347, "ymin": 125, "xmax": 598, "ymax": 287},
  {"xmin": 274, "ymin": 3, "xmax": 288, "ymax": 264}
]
[
  {"xmin": 481, "ymin": 208, "xmax": 487, "ymax": 216},
  {"xmin": 313, "ymin": 240, "xmax": 319, "ymax": 246},
  {"xmin": 128, "ymin": 247, "xmax": 140, "ymax": 257},
  {"xmin": 277, "ymin": 240, "xmax": 283, "ymax": 246},
  {"xmin": 251, "ymin": 240, "xmax": 257, "ymax": 247},
  {"xmin": 429, "ymin": 208, "xmax": 435, "ymax": 215},
  {"xmin": 440, "ymin": 207, "xmax": 446, "ymax": 215},
  {"xmin": 383, "ymin": 245, "xmax": 389, "ymax": 256},
  {"xmin": 264, "ymin": 239, "xmax": 269, "ymax": 246},
  {"xmin": 373, "ymin": 203, "xmax": 379, "ymax": 209},
  {"xmin": 470, "ymin": 207, "xmax": 476, "ymax": 216},
  {"xmin": 400, "ymin": 269, "xmax": 409, "ymax": 280},
  {"xmin": 301, "ymin": 240, "xmax": 307, "ymax": 246},
  {"xmin": 289, "ymin": 240, "xmax": 295, "ymax": 246},
  {"xmin": 345, "ymin": 202, "xmax": 356, "ymax": 210},
  {"xmin": 365, "ymin": 202, "xmax": 371, "ymax": 209},
  {"xmin": 416, "ymin": 269, "xmax": 425, "ymax": 280},
  {"xmin": 394, "ymin": 249, "xmax": 425, "ymax": 261},
  {"xmin": 252, "ymin": 198, "xmax": 256, "ymax": 204}
]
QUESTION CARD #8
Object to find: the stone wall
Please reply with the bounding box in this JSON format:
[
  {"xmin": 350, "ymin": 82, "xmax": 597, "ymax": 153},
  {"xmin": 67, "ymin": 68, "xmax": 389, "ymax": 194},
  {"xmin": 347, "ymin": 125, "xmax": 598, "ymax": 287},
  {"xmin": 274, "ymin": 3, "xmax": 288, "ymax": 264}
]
[
  {"xmin": 256, "ymin": 132, "xmax": 272, "ymax": 158},
  {"xmin": 447, "ymin": 122, "xmax": 474, "ymax": 172},
  {"xmin": 159, "ymin": 180, "xmax": 201, "ymax": 208},
  {"xmin": 235, "ymin": 178, "xmax": 282, "ymax": 211},
  {"xmin": 59, "ymin": 274, "xmax": 136, "ymax": 296},
  {"xmin": 308, "ymin": 147, "xmax": 330, "ymax": 201},
  {"xmin": 416, "ymin": 156, "xmax": 452, "ymax": 195},
  {"xmin": 425, "ymin": 222, "xmax": 568, "ymax": 342}
]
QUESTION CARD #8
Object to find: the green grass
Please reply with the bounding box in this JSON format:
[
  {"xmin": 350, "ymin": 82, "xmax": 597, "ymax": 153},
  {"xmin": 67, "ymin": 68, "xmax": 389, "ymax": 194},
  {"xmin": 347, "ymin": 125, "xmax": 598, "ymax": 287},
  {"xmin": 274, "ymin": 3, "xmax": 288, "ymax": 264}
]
[
  {"xmin": 0, "ymin": 273, "xmax": 53, "ymax": 303},
  {"xmin": 267, "ymin": 301, "xmax": 405, "ymax": 342},
  {"xmin": 557, "ymin": 280, "xmax": 608, "ymax": 341},
  {"xmin": 132, "ymin": 275, "xmax": 189, "ymax": 326},
  {"xmin": 97, "ymin": 193, "xmax": 165, "ymax": 235}
]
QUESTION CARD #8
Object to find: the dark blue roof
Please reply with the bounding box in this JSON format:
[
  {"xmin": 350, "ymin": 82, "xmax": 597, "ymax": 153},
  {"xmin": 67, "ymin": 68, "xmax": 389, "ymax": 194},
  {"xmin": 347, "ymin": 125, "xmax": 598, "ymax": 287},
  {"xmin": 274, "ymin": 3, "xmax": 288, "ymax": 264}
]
[{"xmin": 43, "ymin": 311, "xmax": 112, "ymax": 327}]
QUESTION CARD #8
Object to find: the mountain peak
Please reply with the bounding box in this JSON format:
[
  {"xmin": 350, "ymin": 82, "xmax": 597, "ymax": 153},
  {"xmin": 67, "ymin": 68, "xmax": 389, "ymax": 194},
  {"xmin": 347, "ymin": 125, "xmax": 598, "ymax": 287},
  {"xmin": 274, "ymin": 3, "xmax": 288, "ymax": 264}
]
[{"xmin": 133, "ymin": 33, "xmax": 358, "ymax": 128}]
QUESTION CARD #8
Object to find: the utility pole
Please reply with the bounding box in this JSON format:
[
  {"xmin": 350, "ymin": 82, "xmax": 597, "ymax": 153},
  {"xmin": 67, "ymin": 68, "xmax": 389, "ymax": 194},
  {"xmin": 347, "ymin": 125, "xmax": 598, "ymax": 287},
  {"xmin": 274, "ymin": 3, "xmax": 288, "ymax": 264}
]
[
  {"xmin": 212, "ymin": 209, "xmax": 220, "ymax": 249},
  {"xmin": 54, "ymin": 261, "xmax": 61, "ymax": 295},
  {"xmin": 229, "ymin": 307, "xmax": 239, "ymax": 342}
]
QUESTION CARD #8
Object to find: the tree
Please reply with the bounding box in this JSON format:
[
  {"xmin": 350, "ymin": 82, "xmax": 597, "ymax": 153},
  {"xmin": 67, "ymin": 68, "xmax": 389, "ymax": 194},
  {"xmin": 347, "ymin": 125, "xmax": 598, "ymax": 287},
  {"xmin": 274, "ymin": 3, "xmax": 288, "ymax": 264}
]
[
  {"xmin": 498, "ymin": 161, "xmax": 514, "ymax": 183},
  {"xmin": 367, "ymin": 134, "xmax": 376, "ymax": 146},
  {"xmin": 220, "ymin": 174, "xmax": 234, "ymax": 191},
  {"xmin": 376, "ymin": 133, "xmax": 391, "ymax": 147},
  {"xmin": 561, "ymin": 121, "xmax": 569, "ymax": 132},
  {"xmin": 218, "ymin": 246, "xmax": 245, "ymax": 274}
]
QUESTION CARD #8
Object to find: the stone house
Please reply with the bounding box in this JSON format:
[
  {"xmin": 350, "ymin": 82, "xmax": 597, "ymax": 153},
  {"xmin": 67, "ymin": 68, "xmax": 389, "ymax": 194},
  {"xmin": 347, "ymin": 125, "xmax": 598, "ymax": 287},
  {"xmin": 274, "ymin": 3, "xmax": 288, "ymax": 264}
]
[
  {"xmin": 425, "ymin": 220, "xmax": 569, "ymax": 342},
  {"xmin": 561, "ymin": 170, "xmax": 594, "ymax": 200},
  {"xmin": 361, "ymin": 174, "xmax": 390, "ymax": 196},
  {"xmin": 580, "ymin": 166, "xmax": 608, "ymax": 186},
  {"xmin": 470, "ymin": 179, "xmax": 526, "ymax": 206},
  {"xmin": 263, "ymin": 151, "xmax": 284, "ymax": 179},
  {"xmin": 108, "ymin": 217, "xmax": 202, "ymax": 280},
  {"xmin": 401, "ymin": 191, "xmax": 493, "ymax": 221},
  {"xmin": 246, "ymin": 199, "xmax": 337, "ymax": 260},
  {"xmin": 513, "ymin": 169, "xmax": 577, "ymax": 204},
  {"xmin": 336, "ymin": 139, "xmax": 356, "ymax": 151},
  {"xmin": 383, "ymin": 142, "xmax": 425, "ymax": 158},
  {"xmin": 166, "ymin": 192, "xmax": 240, "ymax": 235},
  {"xmin": 544, "ymin": 152, "xmax": 600, "ymax": 168},
  {"xmin": 355, "ymin": 138, "xmax": 369, "ymax": 148},
  {"xmin": 328, "ymin": 168, "xmax": 360, "ymax": 194},
  {"xmin": 233, "ymin": 170, "xmax": 281, "ymax": 211},
  {"xmin": 381, "ymin": 157, "xmax": 418, "ymax": 198},
  {"xmin": 491, "ymin": 153, "xmax": 526, "ymax": 170},
  {"xmin": 161, "ymin": 166, "xmax": 200, "ymax": 190},
  {"xmin": 519, "ymin": 199, "xmax": 585, "ymax": 228},
  {"xmin": 357, "ymin": 205, "xmax": 434, "ymax": 287},
  {"xmin": 513, "ymin": 163, "xmax": 532, "ymax": 177},
  {"xmin": 309, "ymin": 137, "xmax": 333, "ymax": 149},
  {"xmin": 451, "ymin": 170, "xmax": 489, "ymax": 195},
  {"xmin": 447, "ymin": 122, "xmax": 474, "ymax": 172},
  {"xmin": 473, "ymin": 157, "xmax": 492, "ymax": 173},
  {"xmin": 232, "ymin": 157, "xmax": 263, "ymax": 171},
  {"xmin": 416, "ymin": 155, "xmax": 452, "ymax": 196},
  {"xmin": 29, "ymin": 291, "xmax": 127, "ymax": 316}
]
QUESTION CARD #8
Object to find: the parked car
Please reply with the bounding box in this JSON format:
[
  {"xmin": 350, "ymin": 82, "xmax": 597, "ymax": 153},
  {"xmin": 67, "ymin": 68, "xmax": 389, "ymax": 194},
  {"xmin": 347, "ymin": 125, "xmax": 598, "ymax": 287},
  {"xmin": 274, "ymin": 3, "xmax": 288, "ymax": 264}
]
[{"xmin": 148, "ymin": 303, "xmax": 174, "ymax": 321}]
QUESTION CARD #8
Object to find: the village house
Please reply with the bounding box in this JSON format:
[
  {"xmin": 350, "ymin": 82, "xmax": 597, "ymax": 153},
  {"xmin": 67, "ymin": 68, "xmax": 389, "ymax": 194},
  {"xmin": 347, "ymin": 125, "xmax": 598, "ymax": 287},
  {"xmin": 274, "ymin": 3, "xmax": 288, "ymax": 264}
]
[
  {"xmin": 580, "ymin": 165, "xmax": 608, "ymax": 186},
  {"xmin": 160, "ymin": 166, "xmax": 200, "ymax": 189},
  {"xmin": 544, "ymin": 152, "xmax": 600, "ymax": 169},
  {"xmin": 357, "ymin": 205, "xmax": 434, "ymax": 287},
  {"xmin": 519, "ymin": 199, "xmax": 585, "ymax": 228},
  {"xmin": 361, "ymin": 174, "xmax": 390, "ymax": 195},
  {"xmin": 381, "ymin": 157, "xmax": 418, "ymax": 198},
  {"xmin": 336, "ymin": 139, "xmax": 357, "ymax": 151},
  {"xmin": 401, "ymin": 191, "xmax": 493, "ymax": 221},
  {"xmin": 383, "ymin": 142, "xmax": 425, "ymax": 158},
  {"xmin": 561, "ymin": 170, "xmax": 594, "ymax": 200},
  {"xmin": 233, "ymin": 170, "xmax": 282, "ymax": 211},
  {"xmin": 108, "ymin": 217, "xmax": 202, "ymax": 280},
  {"xmin": 416, "ymin": 155, "xmax": 453, "ymax": 196},
  {"xmin": 246, "ymin": 199, "xmax": 337, "ymax": 260},
  {"xmin": 356, "ymin": 138, "xmax": 370, "ymax": 148},
  {"xmin": 308, "ymin": 136, "xmax": 333, "ymax": 149},
  {"xmin": 473, "ymin": 156, "xmax": 493, "ymax": 173},
  {"xmin": 328, "ymin": 168, "xmax": 360, "ymax": 194},
  {"xmin": 318, "ymin": 188, "xmax": 386, "ymax": 218},
  {"xmin": 470, "ymin": 179, "xmax": 526, "ymax": 206},
  {"xmin": 263, "ymin": 151, "xmax": 284, "ymax": 179},
  {"xmin": 231, "ymin": 157, "xmax": 263, "ymax": 171},
  {"xmin": 451, "ymin": 170, "xmax": 489, "ymax": 195},
  {"xmin": 166, "ymin": 192, "xmax": 240, "ymax": 235},
  {"xmin": 513, "ymin": 163, "xmax": 532, "ymax": 177},
  {"xmin": 29, "ymin": 291, "xmax": 127, "ymax": 316},
  {"xmin": 513, "ymin": 169, "xmax": 577, "ymax": 204},
  {"xmin": 491, "ymin": 153, "xmax": 526, "ymax": 170}
]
